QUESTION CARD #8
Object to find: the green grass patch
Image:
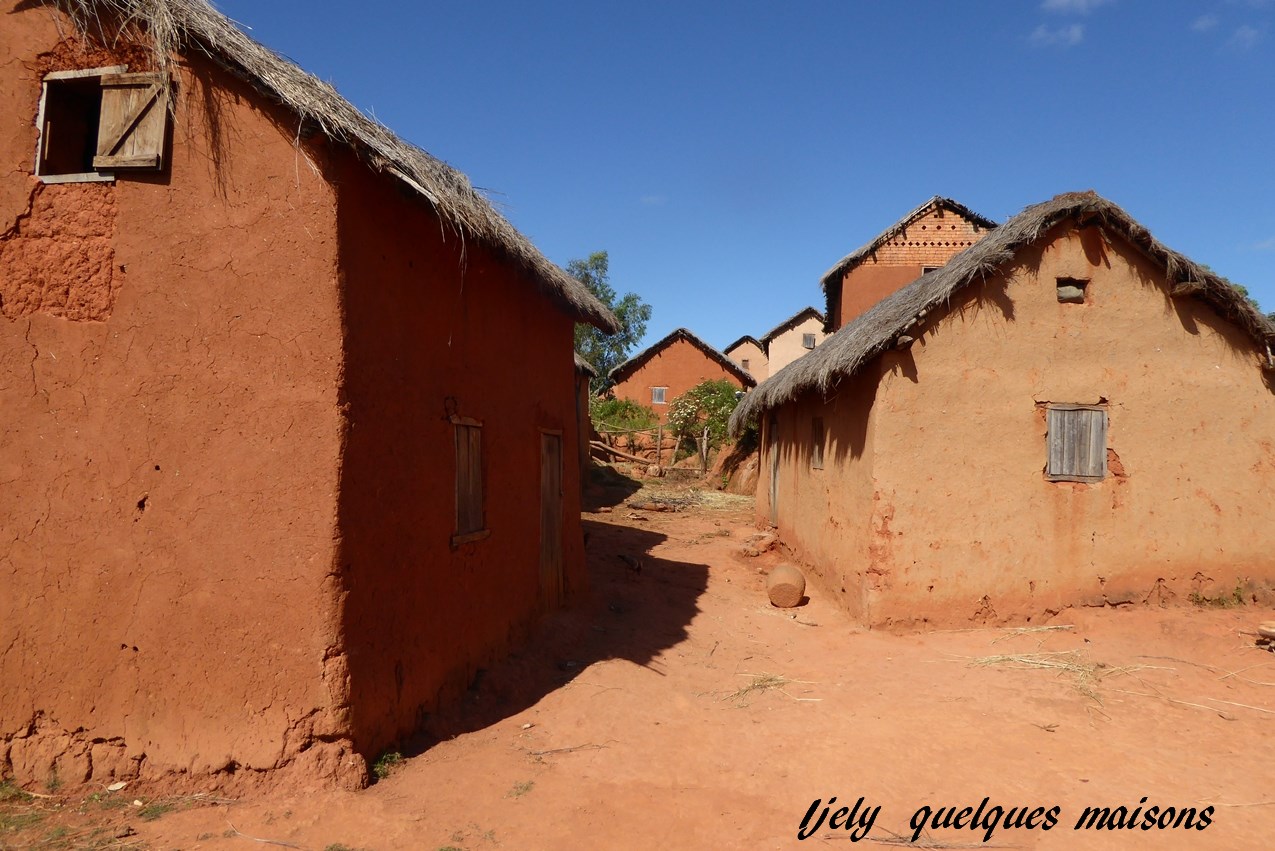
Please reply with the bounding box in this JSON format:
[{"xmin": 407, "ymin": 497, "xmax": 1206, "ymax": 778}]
[
  {"xmin": 138, "ymin": 801, "xmax": 176, "ymax": 821},
  {"xmin": 506, "ymin": 779, "xmax": 535, "ymax": 799},
  {"xmin": 372, "ymin": 751, "xmax": 404, "ymax": 781},
  {"xmin": 1189, "ymin": 585, "xmax": 1246, "ymax": 608},
  {"xmin": 0, "ymin": 780, "xmax": 33, "ymax": 804}
]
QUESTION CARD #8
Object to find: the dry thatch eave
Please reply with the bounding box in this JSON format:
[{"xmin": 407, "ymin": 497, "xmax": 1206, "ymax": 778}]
[
  {"xmin": 730, "ymin": 191, "xmax": 1275, "ymax": 436},
  {"xmin": 574, "ymin": 352, "xmax": 597, "ymax": 377},
  {"xmin": 44, "ymin": 0, "xmax": 619, "ymax": 333},
  {"xmin": 607, "ymin": 328, "xmax": 757, "ymax": 390}
]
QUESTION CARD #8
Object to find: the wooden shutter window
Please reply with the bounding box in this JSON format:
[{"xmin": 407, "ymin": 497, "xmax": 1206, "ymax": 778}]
[
  {"xmin": 93, "ymin": 72, "xmax": 169, "ymax": 170},
  {"xmin": 453, "ymin": 419, "xmax": 487, "ymax": 544},
  {"xmin": 811, "ymin": 417, "xmax": 825, "ymax": 470},
  {"xmin": 1046, "ymin": 405, "xmax": 1107, "ymax": 482}
]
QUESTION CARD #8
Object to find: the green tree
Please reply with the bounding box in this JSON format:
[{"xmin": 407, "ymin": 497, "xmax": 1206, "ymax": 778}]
[{"xmin": 569, "ymin": 251, "xmax": 652, "ymax": 391}]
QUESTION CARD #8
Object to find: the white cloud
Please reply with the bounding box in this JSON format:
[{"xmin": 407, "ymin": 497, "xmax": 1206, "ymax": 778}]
[
  {"xmin": 1192, "ymin": 14, "xmax": 1220, "ymax": 31},
  {"xmin": 1253, "ymin": 236, "xmax": 1275, "ymax": 251},
  {"xmin": 1041, "ymin": 0, "xmax": 1112, "ymax": 13},
  {"xmin": 1031, "ymin": 23, "xmax": 1086, "ymax": 46},
  {"xmin": 640, "ymin": 195, "xmax": 667, "ymax": 207},
  {"xmin": 1228, "ymin": 23, "xmax": 1263, "ymax": 48}
]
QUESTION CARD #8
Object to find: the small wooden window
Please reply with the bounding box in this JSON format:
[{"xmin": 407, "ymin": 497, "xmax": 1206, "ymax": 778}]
[
  {"xmin": 94, "ymin": 73, "xmax": 169, "ymax": 170},
  {"xmin": 453, "ymin": 418, "xmax": 487, "ymax": 544},
  {"xmin": 811, "ymin": 417, "xmax": 825, "ymax": 470},
  {"xmin": 802, "ymin": 333, "xmax": 816, "ymax": 349},
  {"xmin": 1057, "ymin": 277, "xmax": 1088, "ymax": 304},
  {"xmin": 741, "ymin": 358, "xmax": 750, "ymax": 372},
  {"xmin": 922, "ymin": 265, "xmax": 941, "ymax": 274},
  {"xmin": 652, "ymin": 387, "xmax": 667, "ymax": 405},
  {"xmin": 1046, "ymin": 404, "xmax": 1107, "ymax": 482},
  {"xmin": 35, "ymin": 68, "xmax": 169, "ymax": 182}
]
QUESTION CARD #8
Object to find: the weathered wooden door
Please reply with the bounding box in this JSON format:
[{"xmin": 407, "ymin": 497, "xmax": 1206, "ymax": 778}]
[
  {"xmin": 539, "ymin": 432, "xmax": 564, "ymax": 609},
  {"xmin": 768, "ymin": 416, "xmax": 779, "ymax": 526}
]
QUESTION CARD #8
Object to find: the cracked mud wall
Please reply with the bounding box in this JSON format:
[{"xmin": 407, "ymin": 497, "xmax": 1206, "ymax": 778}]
[
  {"xmin": 1, "ymin": 4, "xmax": 355, "ymax": 790},
  {"xmin": 765, "ymin": 223, "xmax": 1275, "ymax": 628},
  {"xmin": 332, "ymin": 146, "xmax": 587, "ymax": 759}
]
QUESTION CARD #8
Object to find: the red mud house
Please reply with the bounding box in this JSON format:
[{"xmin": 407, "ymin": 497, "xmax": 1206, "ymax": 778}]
[
  {"xmin": 822, "ymin": 196, "xmax": 996, "ymax": 333},
  {"xmin": 732, "ymin": 192, "xmax": 1275, "ymax": 628},
  {"xmin": 0, "ymin": 0, "xmax": 618, "ymax": 789},
  {"xmin": 607, "ymin": 328, "xmax": 755, "ymax": 422}
]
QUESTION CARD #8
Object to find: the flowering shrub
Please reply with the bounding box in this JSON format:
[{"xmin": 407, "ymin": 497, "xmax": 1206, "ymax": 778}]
[{"xmin": 667, "ymin": 380, "xmax": 741, "ymax": 448}]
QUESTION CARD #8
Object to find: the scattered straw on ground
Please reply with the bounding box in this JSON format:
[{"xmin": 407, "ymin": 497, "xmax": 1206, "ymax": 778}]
[
  {"xmin": 721, "ymin": 672, "xmax": 820, "ymax": 705},
  {"xmin": 952, "ymin": 650, "xmax": 1158, "ymax": 702}
]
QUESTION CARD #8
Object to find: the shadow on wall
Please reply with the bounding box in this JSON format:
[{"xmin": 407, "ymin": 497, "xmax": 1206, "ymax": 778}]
[{"xmin": 412, "ymin": 518, "xmax": 708, "ymax": 753}]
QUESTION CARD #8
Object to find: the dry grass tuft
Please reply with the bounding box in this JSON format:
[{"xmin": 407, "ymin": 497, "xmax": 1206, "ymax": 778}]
[{"xmin": 956, "ymin": 650, "xmax": 1156, "ymax": 702}]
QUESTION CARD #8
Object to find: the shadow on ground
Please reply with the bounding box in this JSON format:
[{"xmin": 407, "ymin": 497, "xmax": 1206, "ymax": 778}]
[
  {"xmin": 583, "ymin": 462, "xmax": 644, "ymax": 509},
  {"xmin": 409, "ymin": 514, "xmax": 708, "ymax": 753}
]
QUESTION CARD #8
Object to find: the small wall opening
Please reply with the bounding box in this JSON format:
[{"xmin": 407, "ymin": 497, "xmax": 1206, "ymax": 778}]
[
  {"xmin": 1056, "ymin": 277, "xmax": 1088, "ymax": 304},
  {"xmin": 38, "ymin": 77, "xmax": 103, "ymax": 176}
]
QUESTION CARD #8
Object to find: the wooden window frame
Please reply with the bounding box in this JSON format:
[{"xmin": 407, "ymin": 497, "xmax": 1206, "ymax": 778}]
[
  {"xmin": 1045, "ymin": 404, "xmax": 1107, "ymax": 483},
  {"xmin": 34, "ymin": 67, "xmax": 170, "ymax": 184},
  {"xmin": 802, "ymin": 333, "xmax": 817, "ymax": 350},
  {"xmin": 811, "ymin": 417, "xmax": 825, "ymax": 470},
  {"xmin": 651, "ymin": 386, "xmax": 667, "ymax": 405},
  {"xmin": 451, "ymin": 415, "xmax": 489, "ymax": 546}
]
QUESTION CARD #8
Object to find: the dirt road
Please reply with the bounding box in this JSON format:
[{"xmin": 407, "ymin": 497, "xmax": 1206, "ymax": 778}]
[{"xmin": 5, "ymin": 484, "xmax": 1273, "ymax": 849}]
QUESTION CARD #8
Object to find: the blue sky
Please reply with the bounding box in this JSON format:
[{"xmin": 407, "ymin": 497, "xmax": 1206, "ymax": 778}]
[{"xmin": 214, "ymin": 0, "xmax": 1275, "ymax": 352}]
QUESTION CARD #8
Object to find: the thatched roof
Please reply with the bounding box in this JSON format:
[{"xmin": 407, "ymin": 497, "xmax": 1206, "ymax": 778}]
[
  {"xmin": 760, "ymin": 306, "xmax": 825, "ymax": 347},
  {"xmin": 608, "ymin": 328, "xmax": 757, "ymax": 389},
  {"xmin": 574, "ymin": 353, "xmax": 597, "ymax": 377},
  {"xmin": 731, "ymin": 191, "xmax": 1275, "ymax": 435},
  {"xmin": 820, "ymin": 196, "xmax": 997, "ymax": 330},
  {"xmin": 46, "ymin": 0, "xmax": 619, "ymax": 333},
  {"xmin": 723, "ymin": 335, "xmax": 763, "ymax": 356}
]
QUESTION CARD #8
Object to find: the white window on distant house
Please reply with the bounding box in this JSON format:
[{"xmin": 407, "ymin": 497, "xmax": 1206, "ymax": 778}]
[
  {"xmin": 1046, "ymin": 404, "xmax": 1107, "ymax": 482},
  {"xmin": 652, "ymin": 387, "xmax": 667, "ymax": 405},
  {"xmin": 452, "ymin": 417, "xmax": 488, "ymax": 545},
  {"xmin": 811, "ymin": 417, "xmax": 825, "ymax": 470},
  {"xmin": 742, "ymin": 359, "xmax": 751, "ymax": 372},
  {"xmin": 802, "ymin": 333, "xmax": 816, "ymax": 349},
  {"xmin": 35, "ymin": 68, "xmax": 170, "ymax": 183},
  {"xmin": 922, "ymin": 265, "xmax": 941, "ymax": 275},
  {"xmin": 1057, "ymin": 277, "xmax": 1089, "ymax": 304}
]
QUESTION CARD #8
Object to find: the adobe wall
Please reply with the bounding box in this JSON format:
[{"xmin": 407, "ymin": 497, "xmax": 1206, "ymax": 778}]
[
  {"xmin": 783, "ymin": 223, "xmax": 1275, "ymax": 628},
  {"xmin": 756, "ymin": 368, "xmax": 880, "ymax": 621},
  {"xmin": 0, "ymin": 8, "xmax": 354, "ymax": 790},
  {"xmin": 332, "ymin": 150, "xmax": 587, "ymax": 758},
  {"xmin": 725, "ymin": 339, "xmax": 767, "ymax": 382},
  {"xmin": 610, "ymin": 338, "xmax": 747, "ymax": 423},
  {"xmin": 834, "ymin": 208, "xmax": 990, "ymax": 329},
  {"xmin": 766, "ymin": 315, "xmax": 827, "ymax": 375}
]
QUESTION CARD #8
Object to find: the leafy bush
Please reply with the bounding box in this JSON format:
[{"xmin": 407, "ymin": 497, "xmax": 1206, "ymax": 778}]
[
  {"xmin": 666, "ymin": 380, "xmax": 742, "ymax": 448},
  {"xmin": 590, "ymin": 396, "xmax": 659, "ymax": 433}
]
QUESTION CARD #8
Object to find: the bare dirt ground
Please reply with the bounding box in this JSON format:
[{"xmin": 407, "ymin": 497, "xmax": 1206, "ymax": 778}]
[{"xmin": 4, "ymin": 478, "xmax": 1274, "ymax": 850}]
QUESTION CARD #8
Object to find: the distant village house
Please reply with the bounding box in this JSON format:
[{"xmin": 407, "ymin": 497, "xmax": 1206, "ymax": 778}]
[
  {"xmin": 724, "ymin": 335, "xmax": 767, "ymax": 382},
  {"xmin": 607, "ymin": 328, "xmax": 755, "ymax": 422},
  {"xmin": 822, "ymin": 196, "xmax": 997, "ymax": 333},
  {"xmin": 760, "ymin": 306, "xmax": 828, "ymax": 375}
]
